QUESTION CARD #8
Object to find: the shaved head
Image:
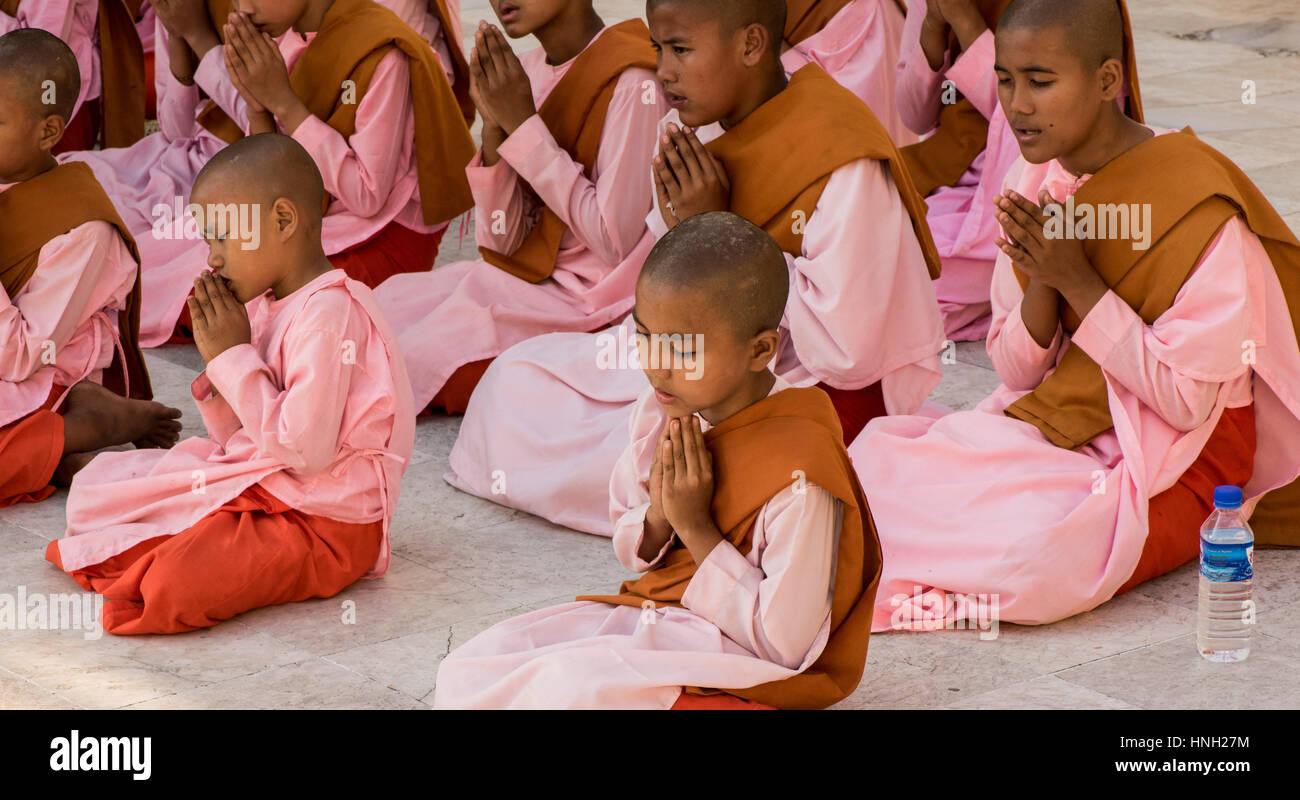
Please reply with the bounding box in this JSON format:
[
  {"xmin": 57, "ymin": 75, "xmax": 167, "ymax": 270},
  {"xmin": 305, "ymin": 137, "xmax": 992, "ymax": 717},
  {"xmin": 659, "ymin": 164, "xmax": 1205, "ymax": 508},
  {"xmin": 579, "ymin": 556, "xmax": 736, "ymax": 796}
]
[
  {"xmin": 0, "ymin": 28, "xmax": 81, "ymax": 121},
  {"xmin": 193, "ymin": 133, "xmax": 326, "ymax": 227},
  {"xmin": 1000, "ymin": 0, "xmax": 1125, "ymax": 69},
  {"xmin": 640, "ymin": 212, "xmax": 788, "ymax": 338},
  {"xmin": 647, "ymin": 0, "xmax": 786, "ymax": 49}
]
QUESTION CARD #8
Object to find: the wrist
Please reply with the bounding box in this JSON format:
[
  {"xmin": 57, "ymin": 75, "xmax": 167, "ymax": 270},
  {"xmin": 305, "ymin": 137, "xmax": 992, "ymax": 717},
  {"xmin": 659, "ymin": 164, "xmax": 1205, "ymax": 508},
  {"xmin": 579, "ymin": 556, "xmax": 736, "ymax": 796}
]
[
  {"xmin": 271, "ymin": 96, "xmax": 310, "ymax": 134},
  {"xmin": 186, "ymin": 27, "xmax": 222, "ymax": 62}
]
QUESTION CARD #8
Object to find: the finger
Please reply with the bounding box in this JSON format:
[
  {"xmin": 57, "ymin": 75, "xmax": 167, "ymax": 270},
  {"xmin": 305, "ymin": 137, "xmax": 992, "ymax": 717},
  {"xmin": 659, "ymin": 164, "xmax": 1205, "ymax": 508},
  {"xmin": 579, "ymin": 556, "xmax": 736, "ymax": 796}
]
[
  {"xmin": 668, "ymin": 126, "xmax": 704, "ymax": 182},
  {"xmin": 1006, "ymin": 190, "xmax": 1047, "ymax": 228},
  {"xmin": 185, "ymin": 295, "xmax": 207, "ymax": 331},
  {"xmin": 653, "ymin": 153, "xmax": 680, "ymax": 200},
  {"xmin": 660, "ymin": 438, "xmax": 675, "ymax": 485},
  {"xmin": 681, "ymin": 417, "xmax": 701, "ymax": 480},
  {"xmin": 482, "ymin": 26, "xmax": 509, "ymax": 82},
  {"xmin": 659, "ymin": 129, "xmax": 690, "ymax": 184},
  {"xmin": 683, "ymin": 131, "xmax": 717, "ymax": 184},
  {"xmin": 653, "ymin": 168, "xmax": 675, "ymax": 219},
  {"xmin": 669, "ymin": 419, "xmax": 687, "ymax": 481}
]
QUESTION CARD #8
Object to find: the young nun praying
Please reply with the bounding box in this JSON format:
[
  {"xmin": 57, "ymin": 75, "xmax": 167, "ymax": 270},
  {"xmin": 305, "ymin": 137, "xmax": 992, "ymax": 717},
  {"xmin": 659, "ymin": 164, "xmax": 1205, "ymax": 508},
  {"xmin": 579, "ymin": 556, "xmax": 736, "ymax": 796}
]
[{"xmin": 435, "ymin": 212, "xmax": 881, "ymax": 710}]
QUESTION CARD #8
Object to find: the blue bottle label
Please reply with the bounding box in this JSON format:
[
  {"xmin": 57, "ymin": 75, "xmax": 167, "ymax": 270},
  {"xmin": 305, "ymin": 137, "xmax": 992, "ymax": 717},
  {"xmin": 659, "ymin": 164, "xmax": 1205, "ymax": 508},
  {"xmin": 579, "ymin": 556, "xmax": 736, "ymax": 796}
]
[{"xmin": 1200, "ymin": 541, "xmax": 1254, "ymax": 582}]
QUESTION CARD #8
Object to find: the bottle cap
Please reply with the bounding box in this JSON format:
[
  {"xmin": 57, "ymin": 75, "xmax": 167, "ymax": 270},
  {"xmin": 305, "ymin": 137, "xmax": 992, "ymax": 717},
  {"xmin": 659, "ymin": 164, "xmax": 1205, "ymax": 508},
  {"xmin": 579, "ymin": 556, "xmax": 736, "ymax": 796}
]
[{"xmin": 1214, "ymin": 485, "xmax": 1243, "ymax": 510}]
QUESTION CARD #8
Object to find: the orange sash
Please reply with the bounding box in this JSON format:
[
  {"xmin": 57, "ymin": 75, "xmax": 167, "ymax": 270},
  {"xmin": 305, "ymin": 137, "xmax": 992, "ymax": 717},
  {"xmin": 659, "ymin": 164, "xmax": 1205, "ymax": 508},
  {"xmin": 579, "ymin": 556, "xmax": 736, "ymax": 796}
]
[
  {"xmin": 0, "ymin": 163, "xmax": 152, "ymax": 400},
  {"xmin": 579, "ymin": 387, "xmax": 882, "ymax": 709},
  {"xmin": 478, "ymin": 20, "xmax": 656, "ymax": 283}
]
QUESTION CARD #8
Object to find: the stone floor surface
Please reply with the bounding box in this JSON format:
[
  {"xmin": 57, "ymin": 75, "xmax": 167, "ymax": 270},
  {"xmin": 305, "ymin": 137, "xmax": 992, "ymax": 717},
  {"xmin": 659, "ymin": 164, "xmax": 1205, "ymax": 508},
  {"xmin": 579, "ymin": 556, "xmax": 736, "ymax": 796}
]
[{"xmin": 1, "ymin": 0, "xmax": 1297, "ymax": 710}]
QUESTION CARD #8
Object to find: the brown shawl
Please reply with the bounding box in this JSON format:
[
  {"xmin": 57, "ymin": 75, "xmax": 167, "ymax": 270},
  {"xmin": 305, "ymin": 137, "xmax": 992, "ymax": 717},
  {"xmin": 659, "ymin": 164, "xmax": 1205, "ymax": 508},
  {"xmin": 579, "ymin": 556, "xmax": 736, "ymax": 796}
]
[
  {"xmin": 579, "ymin": 387, "xmax": 882, "ymax": 709},
  {"xmin": 0, "ymin": 163, "xmax": 152, "ymax": 400},
  {"xmin": 197, "ymin": 0, "xmax": 475, "ymax": 225},
  {"xmin": 707, "ymin": 62, "xmax": 941, "ymax": 278},
  {"xmin": 479, "ymin": 19, "xmax": 656, "ymax": 283}
]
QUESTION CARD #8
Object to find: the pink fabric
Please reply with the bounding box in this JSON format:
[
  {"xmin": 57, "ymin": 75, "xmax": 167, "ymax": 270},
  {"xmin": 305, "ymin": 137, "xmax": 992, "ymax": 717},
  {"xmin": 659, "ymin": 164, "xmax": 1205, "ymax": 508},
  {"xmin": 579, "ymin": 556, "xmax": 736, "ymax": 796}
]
[
  {"xmin": 0, "ymin": 0, "xmax": 101, "ymax": 118},
  {"xmin": 851, "ymin": 128, "xmax": 1300, "ymax": 630},
  {"xmin": 895, "ymin": 3, "xmax": 1022, "ymax": 341},
  {"xmin": 63, "ymin": 21, "xmax": 453, "ymax": 347},
  {"xmin": 381, "ymin": 0, "xmax": 456, "ymax": 85},
  {"xmin": 434, "ymin": 378, "xmax": 843, "ymax": 709},
  {"xmin": 374, "ymin": 28, "xmax": 666, "ymax": 407},
  {"xmin": 135, "ymin": 3, "xmax": 154, "ymax": 55},
  {"xmin": 780, "ymin": 0, "xmax": 916, "ymax": 147},
  {"xmin": 0, "ymin": 182, "xmax": 138, "ymax": 427},
  {"xmin": 445, "ymin": 107, "xmax": 944, "ymax": 536},
  {"xmin": 52, "ymin": 270, "xmax": 416, "ymax": 579}
]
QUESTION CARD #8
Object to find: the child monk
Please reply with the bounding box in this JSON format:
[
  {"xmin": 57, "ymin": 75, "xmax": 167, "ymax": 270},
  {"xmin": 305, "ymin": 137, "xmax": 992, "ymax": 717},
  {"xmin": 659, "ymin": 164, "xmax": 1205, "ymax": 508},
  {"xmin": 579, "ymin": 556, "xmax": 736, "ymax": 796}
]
[
  {"xmin": 897, "ymin": 0, "xmax": 1143, "ymax": 341},
  {"xmin": 63, "ymin": 0, "xmax": 474, "ymax": 347},
  {"xmin": 45, "ymin": 134, "xmax": 416, "ymax": 636},
  {"xmin": 852, "ymin": 0, "xmax": 1300, "ymax": 632},
  {"xmin": 0, "ymin": 29, "xmax": 180, "ymax": 508},
  {"xmin": 373, "ymin": 1, "xmax": 665, "ymax": 412},
  {"xmin": 445, "ymin": 0, "xmax": 943, "ymax": 536},
  {"xmin": 435, "ymin": 212, "xmax": 881, "ymax": 709},
  {"xmin": 1, "ymin": 0, "xmax": 147, "ymax": 153},
  {"xmin": 781, "ymin": 0, "xmax": 916, "ymax": 146}
]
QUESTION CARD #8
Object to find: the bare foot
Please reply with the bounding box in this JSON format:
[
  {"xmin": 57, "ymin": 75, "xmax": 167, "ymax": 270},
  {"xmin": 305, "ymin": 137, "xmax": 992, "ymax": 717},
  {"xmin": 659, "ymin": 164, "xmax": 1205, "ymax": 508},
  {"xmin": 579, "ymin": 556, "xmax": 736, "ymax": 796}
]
[
  {"xmin": 59, "ymin": 381, "xmax": 183, "ymax": 454},
  {"xmin": 52, "ymin": 451, "xmax": 98, "ymax": 488}
]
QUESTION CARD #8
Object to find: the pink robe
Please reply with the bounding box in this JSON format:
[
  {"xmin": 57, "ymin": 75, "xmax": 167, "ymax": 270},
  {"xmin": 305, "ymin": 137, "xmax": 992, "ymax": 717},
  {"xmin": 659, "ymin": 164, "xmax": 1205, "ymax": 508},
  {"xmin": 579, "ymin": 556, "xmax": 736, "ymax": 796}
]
[
  {"xmin": 895, "ymin": 2, "xmax": 1022, "ymax": 342},
  {"xmin": 50, "ymin": 269, "xmax": 417, "ymax": 579},
  {"xmin": 434, "ymin": 377, "xmax": 844, "ymax": 709},
  {"xmin": 782, "ymin": 0, "xmax": 917, "ymax": 148},
  {"xmin": 852, "ymin": 128, "xmax": 1300, "ymax": 630},
  {"xmin": 445, "ymin": 107, "xmax": 944, "ymax": 536},
  {"xmin": 62, "ymin": 18, "xmax": 452, "ymax": 347},
  {"xmin": 373, "ymin": 28, "xmax": 665, "ymax": 408},
  {"xmin": 0, "ymin": 187, "xmax": 138, "ymax": 427},
  {"xmin": 0, "ymin": 0, "xmax": 100, "ymax": 120}
]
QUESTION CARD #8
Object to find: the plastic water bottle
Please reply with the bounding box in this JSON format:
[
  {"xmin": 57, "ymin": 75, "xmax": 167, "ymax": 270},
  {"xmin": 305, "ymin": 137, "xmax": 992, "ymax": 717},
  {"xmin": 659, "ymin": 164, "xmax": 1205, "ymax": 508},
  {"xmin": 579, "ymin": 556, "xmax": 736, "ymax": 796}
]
[{"xmin": 1196, "ymin": 485, "xmax": 1254, "ymax": 662}]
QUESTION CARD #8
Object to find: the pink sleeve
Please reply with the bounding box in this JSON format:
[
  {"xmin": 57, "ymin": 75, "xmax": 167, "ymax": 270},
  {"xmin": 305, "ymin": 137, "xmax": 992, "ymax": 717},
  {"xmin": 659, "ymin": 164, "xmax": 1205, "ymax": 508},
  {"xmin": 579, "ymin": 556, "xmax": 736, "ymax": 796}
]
[
  {"xmin": 467, "ymin": 150, "xmax": 537, "ymax": 255},
  {"xmin": 190, "ymin": 372, "xmax": 242, "ymax": 446},
  {"xmin": 153, "ymin": 22, "xmax": 202, "ymax": 141},
  {"xmin": 0, "ymin": 222, "xmax": 131, "ymax": 383},
  {"xmin": 1070, "ymin": 217, "xmax": 1256, "ymax": 432},
  {"xmin": 680, "ymin": 484, "xmax": 839, "ymax": 670},
  {"xmin": 609, "ymin": 390, "xmax": 676, "ymax": 572},
  {"xmin": 292, "ymin": 49, "xmax": 411, "ymax": 219},
  {"xmin": 783, "ymin": 158, "xmax": 943, "ymax": 406},
  {"xmin": 985, "ymin": 249, "xmax": 1065, "ymax": 390},
  {"xmin": 496, "ymin": 68, "xmax": 662, "ymax": 266},
  {"xmin": 193, "ymin": 44, "xmax": 251, "ymax": 133},
  {"xmin": 201, "ymin": 291, "xmax": 360, "ymax": 474},
  {"xmin": 945, "ymin": 29, "xmax": 998, "ymax": 119},
  {"xmin": 895, "ymin": 0, "xmax": 949, "ymax": 135}
]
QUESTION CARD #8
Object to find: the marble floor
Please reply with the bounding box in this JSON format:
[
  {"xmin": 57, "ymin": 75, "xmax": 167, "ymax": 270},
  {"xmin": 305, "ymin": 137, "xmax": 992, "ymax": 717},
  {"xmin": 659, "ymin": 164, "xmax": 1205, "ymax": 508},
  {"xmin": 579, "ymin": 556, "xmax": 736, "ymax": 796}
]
[{"xmin": 2, "ymin": 0, "xmax": 1298, "ymax": 710}]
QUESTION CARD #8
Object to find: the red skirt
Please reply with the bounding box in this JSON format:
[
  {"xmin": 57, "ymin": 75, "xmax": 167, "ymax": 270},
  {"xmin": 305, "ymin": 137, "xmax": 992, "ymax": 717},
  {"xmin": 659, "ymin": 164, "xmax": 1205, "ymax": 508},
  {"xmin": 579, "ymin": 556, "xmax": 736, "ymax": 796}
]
[
  {"xmin": 818, "ymin": 381, "xmax": 887, "ymax": 445},
  {"xmin": 46, "ymin": 484, "xmax": 384, "ymax": 635},
  {"xmin": 671, "ymin": 692, "xmax": 776, "ymax": 710},
  {"xmin": 1117, "ymin": 404, "xmax": 1257, "ymax": 594},
  {"xmin": 327, "ymin": 220, "xmax": 446, "ymax": 289},
  {"xmin": 52, "ymin": 101, "xmax": 101, "ymax": 154},
  {"xmin": 0, "ymin": 387, "xmax": 65, "ymax": 507}
]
